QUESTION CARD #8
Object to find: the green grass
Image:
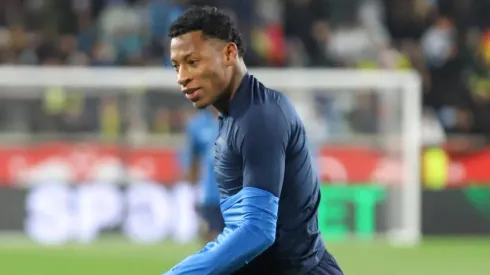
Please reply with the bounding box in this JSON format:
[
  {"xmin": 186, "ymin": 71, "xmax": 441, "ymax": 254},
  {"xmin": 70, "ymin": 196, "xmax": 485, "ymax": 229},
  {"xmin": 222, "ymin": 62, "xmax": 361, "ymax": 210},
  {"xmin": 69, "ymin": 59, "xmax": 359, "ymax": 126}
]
[{"xmin": 0, "ymin": 235, "xmax": 489, "ymax": 275}]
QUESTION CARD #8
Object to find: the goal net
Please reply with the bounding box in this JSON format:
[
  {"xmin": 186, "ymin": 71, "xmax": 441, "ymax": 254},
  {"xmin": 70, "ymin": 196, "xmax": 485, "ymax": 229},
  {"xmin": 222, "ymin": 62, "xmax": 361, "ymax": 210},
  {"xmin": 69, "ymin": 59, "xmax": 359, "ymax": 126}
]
[{"xmin": 0, "ymin": 67, "xmax": 421, "ymax": 246}]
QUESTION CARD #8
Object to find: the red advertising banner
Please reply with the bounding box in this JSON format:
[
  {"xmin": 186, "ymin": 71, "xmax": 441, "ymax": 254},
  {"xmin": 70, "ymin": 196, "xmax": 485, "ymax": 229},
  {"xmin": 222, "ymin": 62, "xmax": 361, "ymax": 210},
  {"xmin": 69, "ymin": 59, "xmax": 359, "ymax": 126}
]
[
  {"xmin": 0, "ymin": 142, "xmax": 180, "ymax": 186},
  {"xmin": 0, "ymin": 142, "xmax": 488, "ymax": 186}
]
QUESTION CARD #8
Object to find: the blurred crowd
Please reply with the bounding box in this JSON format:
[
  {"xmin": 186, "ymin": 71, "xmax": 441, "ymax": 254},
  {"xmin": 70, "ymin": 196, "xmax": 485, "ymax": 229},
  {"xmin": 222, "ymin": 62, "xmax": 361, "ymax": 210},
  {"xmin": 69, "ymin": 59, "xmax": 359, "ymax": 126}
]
[{"xmin": 0, "ymin": 0, "xmax": 489, "ymax": 145}]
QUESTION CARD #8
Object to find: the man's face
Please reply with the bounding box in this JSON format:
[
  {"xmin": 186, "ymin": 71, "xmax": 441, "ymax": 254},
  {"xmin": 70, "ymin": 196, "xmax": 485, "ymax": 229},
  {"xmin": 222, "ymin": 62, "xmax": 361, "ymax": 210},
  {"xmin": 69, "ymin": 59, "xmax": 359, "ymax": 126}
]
[{"xmin": 170, "ymin": 31, "xmax": 231, "ymax": 109}]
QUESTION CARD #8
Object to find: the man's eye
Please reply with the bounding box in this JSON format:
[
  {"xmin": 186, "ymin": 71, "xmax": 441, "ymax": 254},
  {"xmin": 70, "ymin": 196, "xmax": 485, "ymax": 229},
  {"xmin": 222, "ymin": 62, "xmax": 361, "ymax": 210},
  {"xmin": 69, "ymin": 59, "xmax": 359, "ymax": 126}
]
[
  {"xmin": 188, "ymin": 60, "xmax": 198, "ymax": 66},
  {"xmin": 172, "ymin": 64, "xmax": 179, "ymax": 71}
]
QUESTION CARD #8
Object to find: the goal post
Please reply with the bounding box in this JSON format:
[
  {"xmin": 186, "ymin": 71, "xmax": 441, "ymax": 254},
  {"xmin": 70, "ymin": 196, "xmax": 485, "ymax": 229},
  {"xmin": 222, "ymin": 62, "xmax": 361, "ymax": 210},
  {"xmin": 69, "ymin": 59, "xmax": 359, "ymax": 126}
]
[{"xmin": 0, "ymin": 66, "xmax": 422, "ymax": 246}]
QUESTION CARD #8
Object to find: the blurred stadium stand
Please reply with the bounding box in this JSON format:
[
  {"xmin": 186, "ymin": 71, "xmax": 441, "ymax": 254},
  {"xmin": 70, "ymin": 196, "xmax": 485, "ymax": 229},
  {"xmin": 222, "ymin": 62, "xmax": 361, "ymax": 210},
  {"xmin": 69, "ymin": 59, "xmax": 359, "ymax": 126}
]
[{"xmin": 0, "ymin": 0, "xmax": 487, "ymax": 150}]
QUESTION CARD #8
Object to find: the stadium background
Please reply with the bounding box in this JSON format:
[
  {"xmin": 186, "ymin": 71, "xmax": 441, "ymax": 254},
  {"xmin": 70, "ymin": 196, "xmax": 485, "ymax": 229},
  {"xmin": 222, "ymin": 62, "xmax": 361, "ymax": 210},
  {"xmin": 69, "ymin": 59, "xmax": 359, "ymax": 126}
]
[{"xmin": 0, "ymin": 0, "xmax": 489, "ymax": 274}]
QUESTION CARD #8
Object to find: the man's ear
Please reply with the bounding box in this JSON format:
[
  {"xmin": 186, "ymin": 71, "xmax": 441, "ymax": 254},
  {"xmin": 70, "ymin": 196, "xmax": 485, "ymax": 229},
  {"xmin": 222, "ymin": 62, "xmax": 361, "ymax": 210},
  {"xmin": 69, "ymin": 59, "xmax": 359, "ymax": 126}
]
[{"xmin": 223, "ymin": 43, "xmax": 239, "ymax": 65}]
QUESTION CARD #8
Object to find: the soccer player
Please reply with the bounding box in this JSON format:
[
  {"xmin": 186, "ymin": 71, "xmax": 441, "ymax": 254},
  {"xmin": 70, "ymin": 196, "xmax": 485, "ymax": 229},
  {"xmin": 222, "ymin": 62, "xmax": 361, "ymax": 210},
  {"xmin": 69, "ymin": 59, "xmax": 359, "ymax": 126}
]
[
  {"xmin": 183, "ymin": 108, "xmax": 224, "ymax": 243},
  {"xmin": 165, "ymin": 6, "xmax": 343, "ymax": 275}
]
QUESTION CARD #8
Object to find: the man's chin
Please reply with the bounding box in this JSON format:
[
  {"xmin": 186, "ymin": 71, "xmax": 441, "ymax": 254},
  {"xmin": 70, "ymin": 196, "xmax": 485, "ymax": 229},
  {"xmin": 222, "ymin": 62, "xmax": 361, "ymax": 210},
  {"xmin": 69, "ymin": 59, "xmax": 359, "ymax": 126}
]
[{"xmin": 193, "ymin": 100, "xmax": 209, "ymax": 110}]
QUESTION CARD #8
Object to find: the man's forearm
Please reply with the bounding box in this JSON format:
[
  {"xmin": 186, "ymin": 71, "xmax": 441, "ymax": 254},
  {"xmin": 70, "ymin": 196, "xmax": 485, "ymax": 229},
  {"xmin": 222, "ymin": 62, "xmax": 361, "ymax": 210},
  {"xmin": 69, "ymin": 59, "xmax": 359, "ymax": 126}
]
[
  {"xmin": 164, "ymin": 188, "xmax": 278, "ymax": 275},
  {"xmin": 165, "ymin": 221, "xmax": 274, "ymax": 274},
  {"xmin": 186, "ymin": 158, "xmax": 200, "ymax": 185}
]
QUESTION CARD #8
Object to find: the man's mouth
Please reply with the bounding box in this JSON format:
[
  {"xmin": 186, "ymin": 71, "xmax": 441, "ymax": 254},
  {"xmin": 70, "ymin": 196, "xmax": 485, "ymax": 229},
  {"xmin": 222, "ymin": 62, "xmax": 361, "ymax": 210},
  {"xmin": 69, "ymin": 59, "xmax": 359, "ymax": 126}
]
[{"xmin": 183, "ymin": 88, "xmax": 201, "ymax": 101}]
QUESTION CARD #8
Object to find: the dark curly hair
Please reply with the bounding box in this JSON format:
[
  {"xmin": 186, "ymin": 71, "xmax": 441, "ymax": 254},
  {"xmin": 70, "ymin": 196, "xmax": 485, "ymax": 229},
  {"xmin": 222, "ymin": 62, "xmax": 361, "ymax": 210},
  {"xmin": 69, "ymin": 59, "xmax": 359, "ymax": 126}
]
[{"xmin": 168, "ymin": 6, "xmax": 245, "ymax": 57}]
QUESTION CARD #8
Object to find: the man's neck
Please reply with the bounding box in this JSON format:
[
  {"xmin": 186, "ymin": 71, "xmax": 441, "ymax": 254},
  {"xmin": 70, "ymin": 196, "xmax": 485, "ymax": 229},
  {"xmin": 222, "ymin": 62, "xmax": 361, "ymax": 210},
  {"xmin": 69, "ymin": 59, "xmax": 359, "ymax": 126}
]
[{"xmin": 214, "ymin": 61, "xmax": 247, "ymax": 114}]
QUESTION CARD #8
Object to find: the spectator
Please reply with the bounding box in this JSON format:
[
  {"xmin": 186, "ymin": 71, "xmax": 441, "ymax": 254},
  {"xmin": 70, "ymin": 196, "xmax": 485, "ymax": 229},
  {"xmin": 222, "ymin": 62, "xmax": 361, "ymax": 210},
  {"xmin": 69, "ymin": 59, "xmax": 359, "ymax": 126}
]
[{"xmin": 0, "ymin": 0, "xmax": 485, "ymax": 143}]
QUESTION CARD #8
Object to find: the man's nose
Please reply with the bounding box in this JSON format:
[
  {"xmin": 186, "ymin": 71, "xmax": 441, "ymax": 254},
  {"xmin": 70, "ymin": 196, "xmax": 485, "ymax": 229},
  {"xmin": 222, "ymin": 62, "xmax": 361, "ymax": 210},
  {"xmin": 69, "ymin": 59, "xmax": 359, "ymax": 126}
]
[{"xmin": 177, "ymin": 69, "xmax": 191, "ymax": 87}]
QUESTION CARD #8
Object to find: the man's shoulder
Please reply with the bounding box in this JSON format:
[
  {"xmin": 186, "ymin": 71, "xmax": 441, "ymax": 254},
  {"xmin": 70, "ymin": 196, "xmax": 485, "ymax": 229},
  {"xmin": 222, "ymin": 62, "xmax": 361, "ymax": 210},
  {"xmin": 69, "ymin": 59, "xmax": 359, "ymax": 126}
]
[
  {"xmin": 235, "ymin": 94, "xmax": 294, "ymax": 142},
  {"xmin": 260, "ymin": 87, "xmax": 300, "ymax": 124},
  {"xmin": 259, "ymin": 85, "xmax": 287, "ymax": 104},
  {"xmin": 233, "ymin": 76, "xmax": 300, "ymax": 131},
  {"xmin": 240, "ymin": 100, "xmax": 287, "ymax": 128}
]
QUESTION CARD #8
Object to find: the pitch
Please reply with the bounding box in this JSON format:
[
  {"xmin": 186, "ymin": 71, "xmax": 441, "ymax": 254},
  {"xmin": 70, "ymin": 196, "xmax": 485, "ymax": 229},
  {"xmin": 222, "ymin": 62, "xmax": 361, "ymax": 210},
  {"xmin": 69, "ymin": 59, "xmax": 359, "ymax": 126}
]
[{"xmin": 0, "ymin": 235, "xmax": 489, "ymax": 275}]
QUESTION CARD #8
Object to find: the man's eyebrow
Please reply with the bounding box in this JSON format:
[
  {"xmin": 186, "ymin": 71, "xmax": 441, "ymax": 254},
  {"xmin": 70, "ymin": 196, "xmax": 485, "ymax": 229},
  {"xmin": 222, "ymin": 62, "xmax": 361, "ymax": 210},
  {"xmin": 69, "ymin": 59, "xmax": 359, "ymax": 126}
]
[{"xmin": 171, "ymin": 53, "xmax": 193, "ymax": 64}]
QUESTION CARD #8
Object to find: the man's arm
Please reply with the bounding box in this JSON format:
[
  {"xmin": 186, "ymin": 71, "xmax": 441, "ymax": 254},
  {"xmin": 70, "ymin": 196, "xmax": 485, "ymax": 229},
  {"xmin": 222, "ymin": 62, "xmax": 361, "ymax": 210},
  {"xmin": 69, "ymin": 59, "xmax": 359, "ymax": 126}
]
[
  {"xmin": 164, "ymin": 104, "xmax": 289, "ymax": 275},
  {"xmin": 183, "ymin": 123, "xmax": 200, "ymax": 185}
]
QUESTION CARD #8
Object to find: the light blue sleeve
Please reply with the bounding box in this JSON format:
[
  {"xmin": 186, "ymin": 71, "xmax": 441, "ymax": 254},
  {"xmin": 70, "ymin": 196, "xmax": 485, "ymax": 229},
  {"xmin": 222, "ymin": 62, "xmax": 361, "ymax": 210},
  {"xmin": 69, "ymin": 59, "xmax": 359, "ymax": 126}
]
[
  {"xmin": 163, "ymin": 187, "xmax": 278, "ymax": 275},
  {"xmin": 181, "ymin": 120, "xmax": 201, "ymax": 171}
]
